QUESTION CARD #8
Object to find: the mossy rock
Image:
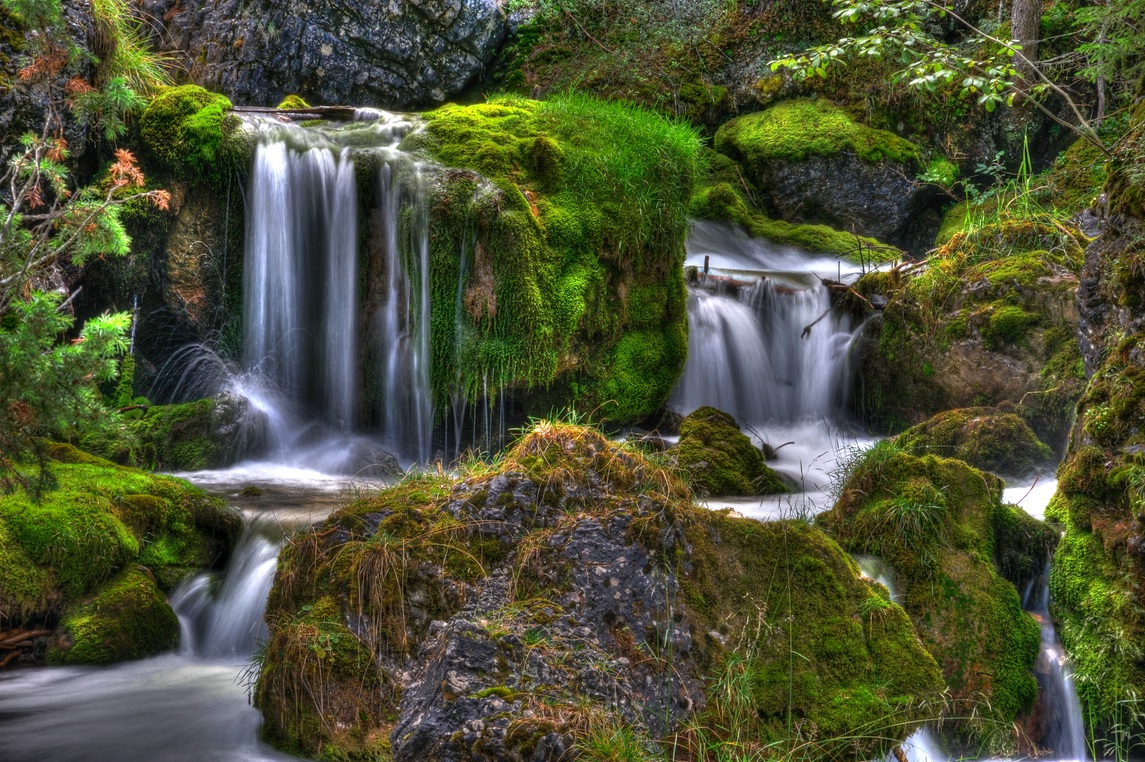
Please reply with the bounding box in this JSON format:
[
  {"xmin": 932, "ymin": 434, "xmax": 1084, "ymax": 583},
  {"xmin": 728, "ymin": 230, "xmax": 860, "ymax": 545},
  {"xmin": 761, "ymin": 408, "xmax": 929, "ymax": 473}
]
[
  {"xmin": 256, "ymin": 421, "xmax": 941, "ymax": 760},
  {"xmin": 674, "ymin": 406, "xmax": 788, "ymax": 496},
  {"xmin": 400, "ymin": 93, "xmax": 701, "ymax": 423},
  {"xmin": 47, "ymin": 567, "xmax": 179, "ymax": 664},
  {"xmin": 689, "ymin": 149, "xmax": 901, "ymax": 262},
  {"xmin": 139, "ymin": 84, "xmax": 245, "ymax": 187},
  {"xmin": 895, "ymin": 407, "xmax": 1055, "ymax": 477},
  {"xmin": 0, "ymin": 446, "xmax": 237, "ymax": 657},
  {"xmin": 715, "ymin": 98, "xmax": 919, "ymax": 166},
  {"xmin": 276, "ymin": 94, "xmax": 310, "ymax": 110},
  {"xmin": 819, "ymin": 442, "xmax": 1044, "ymax": 752}
]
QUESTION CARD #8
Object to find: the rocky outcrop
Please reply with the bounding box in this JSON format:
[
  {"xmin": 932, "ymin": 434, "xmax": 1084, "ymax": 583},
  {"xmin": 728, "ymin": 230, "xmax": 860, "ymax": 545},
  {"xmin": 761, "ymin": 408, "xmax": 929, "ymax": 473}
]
[
  {"xmin": 852, "ymin": 219, "xmax": 1087, "ymax": 452},
  {"xmin": 256, "ymin": 423, "xmax": 944, "ymax": 761},
  {"xmin": 1047, "ymin": 95, "xmax": 1145, "ymax": 748},
  {"xmin": 715, "ymin": 99, "xmax": 938, "ymax": 253},
  {"xmin": 819, "ymin": 442, "xmax": 1053, "ymax": 753},
  {"xmin": 133, "ymin": 0, "xmax": 508, "ymax": 108}
]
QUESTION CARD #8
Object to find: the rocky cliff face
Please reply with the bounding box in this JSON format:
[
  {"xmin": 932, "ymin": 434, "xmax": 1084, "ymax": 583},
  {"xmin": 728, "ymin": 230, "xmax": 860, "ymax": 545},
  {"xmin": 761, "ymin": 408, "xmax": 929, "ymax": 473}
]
[{"xmin": 133, "ymin": 0, "xmax": 508, "ymax": 108}]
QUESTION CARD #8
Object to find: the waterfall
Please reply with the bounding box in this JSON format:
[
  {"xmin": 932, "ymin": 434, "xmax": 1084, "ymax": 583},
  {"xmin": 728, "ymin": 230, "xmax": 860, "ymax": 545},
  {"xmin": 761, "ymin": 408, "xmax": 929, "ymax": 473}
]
[
  {"xmin": 169, "ymin": 514, "xmax": 283, "ymax": 659},
  {"xmin": 1025, "ymin": 562, "xmax": 1088, "ymax": 761},
  {"xmin": 244, "ymin": 135, "xmax": 358, "ymax": 432},
  {"xmin": 238, "ymin": 115, "xmax": 441, "ymax": 465},
  {"xmin": 671, "ymin": 222, "xmax": 859, "ymax": 426}
]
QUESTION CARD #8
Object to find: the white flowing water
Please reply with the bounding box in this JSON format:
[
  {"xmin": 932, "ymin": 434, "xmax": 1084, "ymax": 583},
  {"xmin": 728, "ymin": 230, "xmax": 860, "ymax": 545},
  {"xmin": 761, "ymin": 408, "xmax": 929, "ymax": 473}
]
[{"xmin": 674, "ymin": 221, "xmax": 874, "ymax": 516}]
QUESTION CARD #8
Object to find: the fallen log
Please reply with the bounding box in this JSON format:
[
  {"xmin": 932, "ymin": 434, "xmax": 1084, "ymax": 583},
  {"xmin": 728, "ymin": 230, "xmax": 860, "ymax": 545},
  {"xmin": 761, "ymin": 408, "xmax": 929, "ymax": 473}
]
[
  {"xmin": 232, "ymin": 105, "xmax": 362, "ymax": 122},
  {"xmin": 0, "ymin": 651, "xmax": 19, "ymax": 669},
  {"xmin": 0, "ymin": 629, "xmax": 52, "ymax": 649}
]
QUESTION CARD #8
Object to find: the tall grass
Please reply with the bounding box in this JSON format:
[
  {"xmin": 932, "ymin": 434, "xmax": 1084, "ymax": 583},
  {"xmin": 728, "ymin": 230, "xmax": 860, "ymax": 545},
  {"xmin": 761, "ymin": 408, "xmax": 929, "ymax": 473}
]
[{"xmin": 90, "ymin": 0, "xmax": 176, "ymax": 96}]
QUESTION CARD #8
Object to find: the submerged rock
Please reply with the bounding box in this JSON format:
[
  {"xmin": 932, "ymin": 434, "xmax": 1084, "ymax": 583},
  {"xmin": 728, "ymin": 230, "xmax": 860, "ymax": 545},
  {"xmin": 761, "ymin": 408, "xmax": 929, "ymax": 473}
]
[
  {"xmin": 895, "ymin": 406, "xmax": 1056, "ymax": 477},
  {"xmin": 256, "ymin": 422, "xmax": 942, "ymax": 761},
  {"xmin": 133, "ymin": 0, "xmax": 508, "ymax": 108},
  {"xmin": 673, "ymin": 406, "xmax": 788, "ymax": 496}
]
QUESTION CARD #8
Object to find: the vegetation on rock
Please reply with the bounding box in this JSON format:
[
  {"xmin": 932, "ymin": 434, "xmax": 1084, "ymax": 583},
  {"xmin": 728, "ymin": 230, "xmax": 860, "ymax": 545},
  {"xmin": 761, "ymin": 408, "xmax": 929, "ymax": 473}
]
[
  {"xmin": 673, "ymin": 406, "xmax": 788, "ymax": 496},
  {"xmin": 820, "ymin": 441, "xmax": 1052, "ymax": 753},
  {"xmin": 0, "ymin": 443, "xmax": 238, "ymax": 663},
  {"xmin": 256, "ymin": 421, "xmax": 943, "ymax": 761},
  {"xmin": 895, "ymin": 406, "xmax": 1055, "ymax": 477},
  {"xmin": 139, "ymin": 84, "xmax": 244, "ymax": 187},
  {"xmin": 402, "ymin": 93, "xmax": 701, "ymax": 422}
]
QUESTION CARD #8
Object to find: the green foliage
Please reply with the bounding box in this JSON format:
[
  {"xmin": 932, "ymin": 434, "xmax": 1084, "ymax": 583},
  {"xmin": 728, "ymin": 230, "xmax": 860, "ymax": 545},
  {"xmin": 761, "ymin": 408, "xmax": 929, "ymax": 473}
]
[
  {"xmin": 139, "ymin": 85, "xmax": 241, "ymax": 187},
  {"xmin": 715, "ymin": 98, "xmax": 919, "ymax": 165},
  {"xmin": 1076, "ymin": 0, "xmax": 1145, "ymax": 100},
  {"xmin": 89, "ymin": 0, "xmax": 175, "ymax": 96},
  {"xmin": 0, "ymin": 293, "xmax": 129, "ymax": 495},
  {"xmin": 407, "ymin": 93, "xmax": 701, "ymax": 422}
]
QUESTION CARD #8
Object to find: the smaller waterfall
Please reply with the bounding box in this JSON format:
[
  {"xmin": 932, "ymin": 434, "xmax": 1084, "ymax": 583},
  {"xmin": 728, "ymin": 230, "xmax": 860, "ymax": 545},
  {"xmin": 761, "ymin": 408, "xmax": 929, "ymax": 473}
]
[
  {"xmin": 170, "ymin": 514, "xmax": 284, "ymax": 659},
  {"xmin": 1025, "ymin": 562, "xmax": 1088, "ymax": 761}
]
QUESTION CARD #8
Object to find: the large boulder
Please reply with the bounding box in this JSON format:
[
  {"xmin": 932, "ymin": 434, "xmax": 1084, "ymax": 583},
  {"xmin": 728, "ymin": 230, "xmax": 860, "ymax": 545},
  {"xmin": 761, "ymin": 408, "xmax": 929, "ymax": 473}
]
[
  {"xmin": 715, "ymin": 99, "xmax": 935, "ymax": 252},
  {"xmin": 256, "ymin": 422, "xmax": 943, "ymax": 761},
  {"xmin": 134, "ymin": 0, "xmax": 508, "ymax": 108}
]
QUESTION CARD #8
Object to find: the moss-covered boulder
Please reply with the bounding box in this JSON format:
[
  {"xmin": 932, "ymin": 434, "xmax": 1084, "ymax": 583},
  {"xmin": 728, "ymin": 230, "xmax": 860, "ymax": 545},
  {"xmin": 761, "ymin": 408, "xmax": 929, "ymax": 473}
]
[
  {"xmin": 0, "ymin": 444, "xmax": 238, "ymax": 664},
  {"xmin": 256, "ymin": 421, "xmax": 942, "ymax": 761},
  {"xmin": 139, "ymin": 84, "xmax": 246, "ymax": 187},
  {"xmin": 896, "ymin": 406, "xmax": 1056, "ymax": 477},
  {"xmin": 47, "ymin": 567, "xmax": 180, "ymax": 664},
  {"xmin": 399, "ymin": 93, "xmax": 701, "ymax": 423},
  {"xmin": 853, "ymin": 218, "xmax": 1087, "ymax": 452},
  {"xmin": 715, "ymin": 99, "xmax": 932, "ymax": 251},
  {"xmin": 819, "ymin": 442, "xmax": 1051, "ymax": 753},
  {"xmin": 674, "ymin": 406, "xmax": 788, "ymax": 495},
  {"xmin": 690, "ymin": 149, "xmax": 902, "ymax": 262}
]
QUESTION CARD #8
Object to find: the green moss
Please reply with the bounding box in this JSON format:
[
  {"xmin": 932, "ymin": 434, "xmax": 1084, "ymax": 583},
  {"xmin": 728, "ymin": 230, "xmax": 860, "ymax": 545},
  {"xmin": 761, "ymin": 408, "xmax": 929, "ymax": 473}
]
[
  {"xmin": 818, "ymin": 444, "xmax": 1043, "ymax": 750},
  {"xmin": 0, "ymin": 448, "xmax": 236, "ymax": 642},
  {"xmin": 895, "ymin": 407, "xmax": 1054, "ymax": 476},
  {"xmin": 48, "ymin": 567, "xmax": 179, "ymax": 664},
  {"xmin": 715, "ymin": 98, "xmax": 919, "ymax": 166},
  {"xmin": 276, "ymin": 94, "xmax": 310, "ymax": 110},
  {"xmin": 88, "ymin": 396, "xmax": 248, "ymax": 470},
  {"xmin": 674, "ymin": 406, "xmax": 788, "ymax": 496},
  {"xmin": 405, "ymin": 93, "xmax": 702, "ymax": 422},
  {"xmin": 983, "ymin": 304, "xmax": 1039, "ymax": 348},
  {"xmin": 139, "ymin": 85, "xmax": 244, "ymax": 187}
]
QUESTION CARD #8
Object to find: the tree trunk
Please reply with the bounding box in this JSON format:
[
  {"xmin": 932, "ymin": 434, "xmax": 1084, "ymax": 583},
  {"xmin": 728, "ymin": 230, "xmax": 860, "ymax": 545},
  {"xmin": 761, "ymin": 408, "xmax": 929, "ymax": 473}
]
[{"xmin": 1011, "ymin": 0, "xmax": 1040, "ymax": 88}]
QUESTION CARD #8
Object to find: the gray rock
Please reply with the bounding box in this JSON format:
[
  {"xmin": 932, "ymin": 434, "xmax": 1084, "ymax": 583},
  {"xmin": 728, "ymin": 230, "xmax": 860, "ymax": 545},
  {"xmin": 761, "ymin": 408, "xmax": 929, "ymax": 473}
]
[
  {"xmin": 753, "ymin": 150, "xmax": 937, "ymax": 252},
  {"xmin": 133, "ymin": 0, "xmax": 508, "ymax": 108}
]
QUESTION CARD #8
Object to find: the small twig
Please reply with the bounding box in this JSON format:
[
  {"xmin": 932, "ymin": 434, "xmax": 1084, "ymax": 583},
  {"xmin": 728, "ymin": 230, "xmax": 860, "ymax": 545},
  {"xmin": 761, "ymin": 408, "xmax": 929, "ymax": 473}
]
[
  {"xmin": 801, "ymin": 308, "xmax": 833, "ymax": 339},
  {"xmin": 563, "ymin": 9, "xmax": 613, "ymax": 54}
]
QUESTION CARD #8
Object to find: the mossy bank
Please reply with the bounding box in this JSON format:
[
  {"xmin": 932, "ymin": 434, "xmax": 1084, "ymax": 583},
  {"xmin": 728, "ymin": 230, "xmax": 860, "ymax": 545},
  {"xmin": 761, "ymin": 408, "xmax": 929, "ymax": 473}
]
[{"xmin": 0, "ymin": 444, "xmax": 239, "ymax": 665}]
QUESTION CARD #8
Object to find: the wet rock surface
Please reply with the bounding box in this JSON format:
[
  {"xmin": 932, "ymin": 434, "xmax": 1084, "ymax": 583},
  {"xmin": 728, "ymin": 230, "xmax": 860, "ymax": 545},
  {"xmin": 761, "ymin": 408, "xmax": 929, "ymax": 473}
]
[{"xmin": 134, "ymin": 0, "xmax": 508, "ymax": 108}]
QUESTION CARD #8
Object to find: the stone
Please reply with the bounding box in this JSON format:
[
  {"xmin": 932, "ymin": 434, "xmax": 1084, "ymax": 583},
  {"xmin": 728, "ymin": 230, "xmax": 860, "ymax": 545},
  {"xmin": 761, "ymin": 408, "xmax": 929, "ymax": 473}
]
[{"xmin": 132, "ymin": 0, "xmax": 508, "ymax": 108}]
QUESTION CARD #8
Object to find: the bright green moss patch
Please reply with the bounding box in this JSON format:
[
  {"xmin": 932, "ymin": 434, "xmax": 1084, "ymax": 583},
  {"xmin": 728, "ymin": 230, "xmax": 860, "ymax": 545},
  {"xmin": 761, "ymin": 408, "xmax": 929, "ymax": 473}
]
[
  {"xmin": 276, "ymin": 94, "xmax": 310, "ymax": 110},
  {"xmin": 896, "ymin": 407, "xmax": 1054, "ymax": 476},
  {"xmin": 674, "ymin": 406, "xmax": 788, "ymax": 496},
  {"xmin": 0, "ymin": 447, "xmax": 237, "ymax": 654},
  {"xmin": 139, "ymin": 84, "xmax": 244, "ymax": 186},
  {"xmin": 819, "ymin": 442, "xmax": 1044, "ymax": 751},
  {"xmin": 404, "ymin": 93, "xmax": 702, "ymax": 422},
  {"xmin": 48, "ymin": 567, "xmax": 179, "ymax": 664},
  {"xmin": 715, "ymin": 98, "xmax": 919, "ymax": 166}
]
